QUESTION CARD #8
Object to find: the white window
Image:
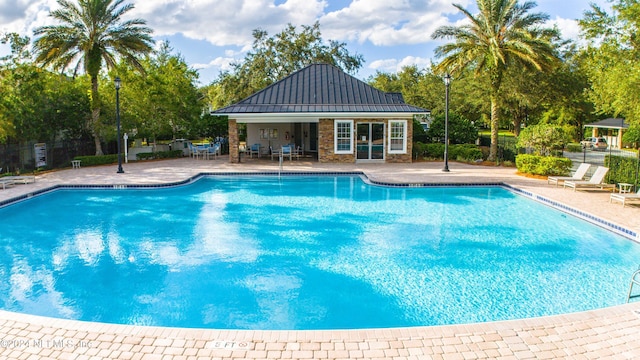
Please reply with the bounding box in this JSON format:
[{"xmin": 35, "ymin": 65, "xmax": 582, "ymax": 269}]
[
  {"xmin": 388, "ymin": 120, "xmax": 407, "ymax": 154},
  {"xmin": 334, "ymin": 120, "xmax": 353, "ymax": 154}
]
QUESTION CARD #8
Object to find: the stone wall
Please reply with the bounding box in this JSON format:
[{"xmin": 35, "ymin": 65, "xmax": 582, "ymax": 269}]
[
  {"xmin": 228, "ymin": 119, "xmax": 239, "ymax": 163},
  {"xmin": 385, "ymin": 119, "xmax": 413, "ymax": 164},
  {"xmin": 318, "ymin": 119, "xmax": 355, "ymax": 163}
]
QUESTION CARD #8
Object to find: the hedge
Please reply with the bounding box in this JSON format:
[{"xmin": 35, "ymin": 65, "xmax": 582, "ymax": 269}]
[
  {"xmin": 136, "ymin": 150, "xmax": 183, "ymax": 160},
  {"xmin": 566, "ymin": 143, "xmax": 583, "ymax": 153},
  {"xmin": 515, "ymin": 154, "xmax": 572, "ymax": 176},
  {"xmin": 413, "ymin": 142, "xmax": 483, "ymax": 162},
  {"xmin": 73, "ymin": 154, "xmax": 119, "ymax": 167},
  {"xmin": 451, "ymin": 144, "xmax": 483, "ymax": 162},
  {"xmin": 605, "ymin": 155, "xmax": 639, "ymax": 186},
  {"xmin": 74, "ymin": 150, "xmax": 184, "ymax": 166}
]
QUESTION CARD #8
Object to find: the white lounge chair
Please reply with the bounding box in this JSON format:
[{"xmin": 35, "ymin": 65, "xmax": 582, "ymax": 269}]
[
  {"xmin": 564, "ymin": 166, "xmax": 615, "ymax": 191},
  {"xmin": 4, "ymin": 175, "xmax": 35, "ymax": 184},
  {"xmin": 0, "ymin": 178, "xmax": 14, "ymax": 189},
  {"xmin": 548, "ymin": 163, "xmax": 591, "ymax": 187},
  {"xmin": 610, "ymin": 188, "xmax": 640, "ymax": 207}
]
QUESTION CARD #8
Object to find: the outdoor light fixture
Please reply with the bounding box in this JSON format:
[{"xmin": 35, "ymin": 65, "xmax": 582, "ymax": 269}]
[
  {"xmin": 443, "ymin": 73, "xmax": 452, "ymax": 172},
  {"xmin": 115, "ymin": 76, "xmax": 124, "ymax": 174}
]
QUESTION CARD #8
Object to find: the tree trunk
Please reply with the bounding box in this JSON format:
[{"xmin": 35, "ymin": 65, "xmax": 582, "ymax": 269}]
[
  {"xmin": 91, "ymin": 108, "xmax": 103, "ymax": 156},
  {"xmin": 512, "ymin": 105, "xmax": 526, "ymax": 137},
  {"xmin": 90, "ymin": 75, "xmax": 104, "ymax": 156},
  {"xmin": 489, "ymin": 95, "xmax": 499, "ymax": 161}
]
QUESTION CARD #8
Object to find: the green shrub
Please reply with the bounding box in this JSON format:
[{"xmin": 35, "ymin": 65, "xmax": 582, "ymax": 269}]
[
  {"xmin": 136, "ymin": 150, "xmax": 184, "ymax": 160},
  {"xmin": 412, "ymin": 142, "xmax": 429, "ymax": 159},
  {"xmin": 427, "ymin": 113, "xmax": 478, "ymax": 144},
  {"xmin": 413, "ymin": 142, "xmax": 484, "ymax": 162},
  {"xmin": 516, "ymin": 154, "xmax": 572, "ymax": 176},
  {"xmin": 605, "ymin": 155, "xmax": 639, "ymax": 186},
  {"xmin": 158, "ymin": 150, "xmax": 184, "ymax": 159},
  {"xmin": 517, "ymin": 124, "xmax": 569, "ymax": 155},
  {"xmin": 136, "ymin": 152, "xmax": 155, "ymax": 160},
  {"xmin": 73, "ymin": 154, "xmax": 119, "ymax": 166},
  {"xmin": 566, "ymin": 143, "xmax": 583, "ymax": 153},
  {"xmin": 450, "ymin": 144, "xmax": 483, "ymax": 162},
  {"xmin": 425, "ymin": 143, "xmax": 445, "ymax": 158}
]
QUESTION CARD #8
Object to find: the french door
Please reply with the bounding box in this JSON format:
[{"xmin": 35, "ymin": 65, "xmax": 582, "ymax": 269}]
[{"xmin": 356, "ymin": 123, "xmax": 384, "ymax": 160}]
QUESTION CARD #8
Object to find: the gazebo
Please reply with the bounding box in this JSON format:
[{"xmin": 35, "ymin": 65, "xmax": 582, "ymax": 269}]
[
  {"xmin": 584, "ymin": 118, "xmax": 629, "ymax": 149},
  {"xmin": 212, "ymin": 63, "xmax": 430, "ymax": 163}
]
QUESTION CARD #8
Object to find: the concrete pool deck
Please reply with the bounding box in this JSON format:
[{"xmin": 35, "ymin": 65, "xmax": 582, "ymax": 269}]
[{"xmin": 0, "ymin": 156, "xmax": 639, "ymax": 359}]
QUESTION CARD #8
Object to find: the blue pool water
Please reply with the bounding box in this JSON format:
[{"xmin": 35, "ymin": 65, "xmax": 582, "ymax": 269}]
[{"xmin": 0, "ymin": 175, "xmax": 638, "ymax": 330}]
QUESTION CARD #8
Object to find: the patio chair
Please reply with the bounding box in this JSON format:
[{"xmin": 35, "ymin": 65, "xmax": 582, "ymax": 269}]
[
  {"xmin": 206, "ymin": 143, "xmax": 220, "ymax": 160},
  {"xmin": 289, "ymin": 144, "xmax": 301, "ymax": 160},
  {"xmin": 547, "ymin": 163, "xmax": 591, "ymax": 187},
  {"xmin": 249, "ymin": 144, "xmax": 261, "ymax": 158},
  {"xmin": 281, "ymin": 145, "xmax": 293, "ymax": 161},
  {"xmin": 189, "ymin": 144, "xmax": 200, "ymax": 159},
  {"xmin": 563, "ymin": 166, "xmax": 615, "ymax": 191},
  {"xmin": 270, "ymin": 146, "xmax": 281, "ymax": 160},
  {"xmin": 610, "ymin": 187, "xmax": 640, "ymax": 207}
]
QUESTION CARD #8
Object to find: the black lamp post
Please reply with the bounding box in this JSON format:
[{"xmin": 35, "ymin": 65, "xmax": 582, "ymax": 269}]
[
  {"xmin": 115, "ymin": 76, "xmax": 124, "ymax": 173},
  {"xmin": 442, "ymin": 73, "xmax": 451, "ymax": 172}
]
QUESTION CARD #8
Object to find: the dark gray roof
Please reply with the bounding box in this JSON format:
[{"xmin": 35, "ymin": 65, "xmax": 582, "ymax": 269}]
[
  {"xmin": 584, "ymin": 118, "xmax": 629, "ymax": 129},
  {"xmin": 212, "ymin": 63, "xmax": 429, "ymax": 114}
]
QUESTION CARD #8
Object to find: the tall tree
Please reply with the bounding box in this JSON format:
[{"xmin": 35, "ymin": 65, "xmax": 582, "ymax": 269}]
[
  {"xmin": 0, "ymin": 33, "xmax": 33, "ymax": 141},
  {"xmin": 212, "ymin": 21, "xmax": 364, "ymax": 108},
  {"xmin": 1, "ymin": 33, "xmax": 90, "ymax": 168},
  {"xmin": 431, "ymin": 0, "xmax": 558, "ymax": 160},
  {"xmin": 117, "ymin": 42, "xmax": 202, "ymax": 141},
  {"xmin": 32, "ymin": 0, "xmax": 154, "ymax": 155},
  {"xmin": 579, "ymin": 1, "xmax": 640, "ymax": 125},
  {"xmin": 368, "ymin": 65, "xmax": 486, "ymax": 130}
]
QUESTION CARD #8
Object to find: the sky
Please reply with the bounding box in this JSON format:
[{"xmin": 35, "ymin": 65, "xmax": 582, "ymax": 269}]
[{"xmin": 0, "ymin": 0, "xmax": 611, "ymax": 86}]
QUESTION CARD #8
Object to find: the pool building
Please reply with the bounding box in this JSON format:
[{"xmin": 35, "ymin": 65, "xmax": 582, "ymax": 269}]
[{"xmin": 212, "ymin": 63, "xmax": 430, "ymax": 164}]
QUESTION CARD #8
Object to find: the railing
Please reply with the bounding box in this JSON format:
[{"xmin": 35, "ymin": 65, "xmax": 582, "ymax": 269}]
[{"xmin": 627, "ymin": 268, "xmax": 640, "ymax": 303}]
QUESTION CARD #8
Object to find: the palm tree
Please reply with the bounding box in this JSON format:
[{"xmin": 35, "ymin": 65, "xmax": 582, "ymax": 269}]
[
  {"xmin": 33, "ymin": 0, "xmax": 154, "ymax": 155},
  {"xmin": 432, "ymin": 0, "xmax": 558, "ymax": 161}
]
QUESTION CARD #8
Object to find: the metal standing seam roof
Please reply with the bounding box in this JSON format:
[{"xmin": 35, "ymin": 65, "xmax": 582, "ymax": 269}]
[
  {"xmin": 212, "ymin": 63, "xmax": 429, "ymax": 115},
  {"xmin": 584, "ymin": 118, "xmax": 628, "ymax": 129}
]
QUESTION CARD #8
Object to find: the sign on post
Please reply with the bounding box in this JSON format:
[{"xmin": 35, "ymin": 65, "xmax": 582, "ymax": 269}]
[{"xmin": 34, "ymin": 143, "xmax": 47, "ymax": 168}]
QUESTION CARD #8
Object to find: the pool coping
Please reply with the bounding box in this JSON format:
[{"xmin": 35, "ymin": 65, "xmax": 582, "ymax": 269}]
[{"xmin": 1, "ymin": 169, "xmax": 640, "ymax": 358}]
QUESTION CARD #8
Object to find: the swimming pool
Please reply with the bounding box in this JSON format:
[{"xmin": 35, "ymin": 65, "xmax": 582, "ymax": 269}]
[{"xmin": 0, "ymin": 175, "xmax": 637, "ymax": 330}]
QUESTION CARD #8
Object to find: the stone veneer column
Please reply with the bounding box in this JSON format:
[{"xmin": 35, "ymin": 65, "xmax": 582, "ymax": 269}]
[
  {"xmin": 318, "ymin": 119, "xmax": 333, "ymax": 163},
  {"xmin": 228, "ymin": 119, "xmax": 239, "ymax": 163}
]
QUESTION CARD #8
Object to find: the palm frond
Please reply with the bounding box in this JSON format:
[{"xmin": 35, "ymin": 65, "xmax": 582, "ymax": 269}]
[{"xmin": 32, "ymin": 0, "xmax": 155, "ymax": 76}]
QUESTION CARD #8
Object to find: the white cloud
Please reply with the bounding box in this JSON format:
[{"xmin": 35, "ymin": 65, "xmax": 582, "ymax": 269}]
[
  {"xmin": 131, "ymin": 0, "xmax": 326, "ymax": 47},
  {"xmin": 368, "ymin": 56, "xmax": 432, "ymax": 73},
  {"xmin": 0, "ymin": 0, "xmax": 58, "ymax": 35},
  {"xmin": 193, "ymin": 56, "xmax": 235, "ymax": 71},
  {"xmin": 320, "ymin": 0, "xmax": 471, "ymax": 46},
  {"xmin": 548, "ymin": 16, "xmax": 581, "ymax": 42}
]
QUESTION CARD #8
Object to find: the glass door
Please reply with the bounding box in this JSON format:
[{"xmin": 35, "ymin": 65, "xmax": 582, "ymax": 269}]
[{"xmin": 357, "ymin": 123, "xmax": 384, "ymax": 160}]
